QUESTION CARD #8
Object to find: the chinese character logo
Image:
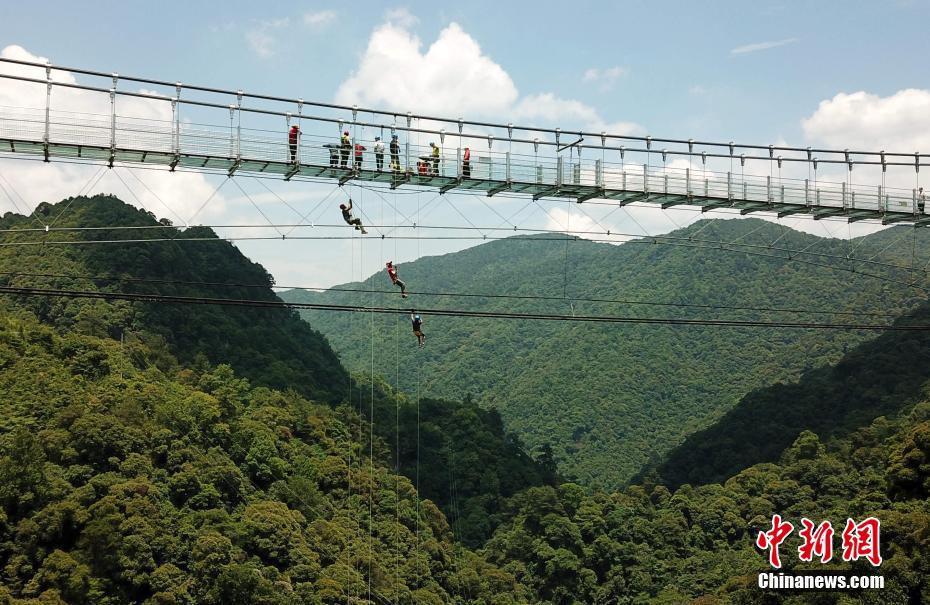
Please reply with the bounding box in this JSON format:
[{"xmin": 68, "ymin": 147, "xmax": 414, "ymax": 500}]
[
  {"xmin": 756, "ymin": 515, "xmax": 882, "ymax": 568},
  {"xmin": 756, "ymin": 514, "xmax": 794, "ymax": 569},
  {"xmin": 841, "ymin": 517, "xmax": 882, "ymax": 567},
  {"xmin": 798, "ymin": 518, "xmax": 834, "ymax": 563}
]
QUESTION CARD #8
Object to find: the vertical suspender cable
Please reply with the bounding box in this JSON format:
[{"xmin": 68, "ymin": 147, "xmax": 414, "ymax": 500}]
[{"xmin": 415, "ymin": 117, "xmax": 422, "ymax": 590}]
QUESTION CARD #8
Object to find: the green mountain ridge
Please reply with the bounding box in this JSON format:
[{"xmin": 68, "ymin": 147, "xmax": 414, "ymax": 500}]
[
  {"xmin": 0, "ymin": 195, "xmax": 551, "ymax": 548},
  {"xmin": 0, "ymin": 195, "xmax": 347, "ymax": 403},
  {"xmin": 284, "ymin": 219, "xmax": 930, "ymax": 489},
  {"xmin": 3, "ymin": 195, "xmax": 930, "ymax": 602},
  {"xmin": 0, "ymin": 306, "xmax": 531, "ymax": 604}
]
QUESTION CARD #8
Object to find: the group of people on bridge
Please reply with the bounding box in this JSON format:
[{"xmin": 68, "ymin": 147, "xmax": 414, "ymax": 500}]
[{"xmin": 286, "ymin": 125, "xmax": 471, "ymax": 178}]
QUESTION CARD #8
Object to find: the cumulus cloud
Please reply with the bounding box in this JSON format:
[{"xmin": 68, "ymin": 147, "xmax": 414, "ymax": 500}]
[
  {"xmin": 0, "ymin": 44, "xmax": 227, "ymax": 222},
  {"xmin": 336, "ymin": 21, "xmax": 518, "ymax": 116},
  {"xmin": 730, "ymin": 38, "xmax": 798, "ymax": 55},
  {"xmin": 802, "ymin": 89, "xmax": 930, "ymax": 153},
  {"xmin": 336, "ymin": 14, "xmax": 641, "ymax": 139}
]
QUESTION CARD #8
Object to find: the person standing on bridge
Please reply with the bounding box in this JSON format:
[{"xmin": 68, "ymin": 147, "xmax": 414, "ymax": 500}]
[
  {"xmin": 462, "ymin": 146, "xmax": 471, "ymax": 178},
  {"xmin": 288, "ymin": 125, "xmax": 300, "ymax": 163},
  {"xmin": 385, "ymin": 261, "xmax": 408, "ymax": 298},
  {"xmin": 430, "ymin": 142, "xmax": 440, "ymax": 176},
  {"xmin": 340, "ymin": 130, "xmax": 351, "ymax": 169},
  {"xmin": 919, "ymin": 187, "xmax": 926, "ymax": 214},
  {"xmin": 354, "ymin": 142, "xmax": 367, "ymax": 171},
  {"xmin": 410, "ymin": 311, "xmax": 425, "ymax": 347},
  {"xmin": 390, "ymin": 134, "xmax": 401, "ymax": 172},
  {"xmin": 340, "ymin": 199, "xmax": 368, "ymax": 234},
  {"xmin": 373, "ymin": 136, "xmax": 385, "ymax": 171}
]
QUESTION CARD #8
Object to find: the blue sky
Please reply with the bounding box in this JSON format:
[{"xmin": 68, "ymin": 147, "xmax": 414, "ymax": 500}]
[
  {"xmin": 1, "ymin": 1, "xmax": 929, "ymax": 287},
  {"xmin": 4, "ymin": 1, "xmax": 927, "ymax": 143}
]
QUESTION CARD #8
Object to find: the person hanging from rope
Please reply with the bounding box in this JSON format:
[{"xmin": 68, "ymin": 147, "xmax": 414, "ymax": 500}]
[
  {"xmin": 340, "ymin": 130, "xmax": 351, "ymax": 169},
  {"xmin": 430, "ymin": 141, "xmax": 440, "ymax": 176},
  {"xmin": 462, "ymin": 146, "xmax": 471, "ymax": 178},
  {"xmin": 385, "ymin": 261, "xmax": 408, "ymax": 298},
  {"xmin": 339, "ymin": 198, "xmax": 368, "ymax": 234},
  {"xmin": 288, "ymin": 124, "xmax": 300, "ymax": 163},
  {"xmin": 390, "ymin": 134, "xmax": 401, "ymax": 172},
  {"xmin": 354, "ymin": 142, "xmax": 367, "ymax": 171},
  {"xmin": 373, "ymin": 136, "xmax": 385, "ymax": 171},
  {"xmin": 410, "ymin": 311, "xmax": 425, "ymax": 347}
]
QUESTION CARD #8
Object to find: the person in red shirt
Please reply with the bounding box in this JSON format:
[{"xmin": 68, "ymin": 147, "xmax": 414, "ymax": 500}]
[
  {"xmin": 462, "ymin": 146, "xmax": 471, "ymax": 178},
  {"xmin": 385, "ymin": 261, "xmax": 407, "ymax": 298},
  {"xmin": 354, "ymin": 143, "xmax": 367, "ymax": 171},
  {"xmin": 288, "ymin": 125, "xmax": 300, "ymax": 163}
]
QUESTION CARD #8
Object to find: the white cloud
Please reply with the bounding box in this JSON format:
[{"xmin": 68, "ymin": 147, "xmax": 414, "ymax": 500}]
[
  {"xmin": 245, "ymin": 17, "xmax": 290, "ymax": 58},
  {"xmin": 802, "ymin": 89, "xmax": 930, "ymax": 153},
  {"xmin": 582, "ymin": 66, "xmax": 626, "ymax": 91},
  {"xmin": 513, "ymin": 93, "xmax": 600, "ymax": 124},
  {"xmin": 336, "ymin": 21, "xmax": 518, "ymax": 116},
  {"xmin": 688, "ymin": 85, "xmax": 706, "ymax": 96},
  {"xmin": 336, "ymin": 15, "xmax": 641, "ymax": 139},
  {"xmin": 384, "ymin": 7, "xmax": 419, "ymax": 29},
  {"xmin": 0, "ymin": 44, "xmax": 227, "ymax": 222},
  {"xmin": 730, "ymin": 38, "xmax": 798, "ymax": 55},
  {"xmin": 303, "ymin": 10, "xmax": 336, "ymax": 28}
]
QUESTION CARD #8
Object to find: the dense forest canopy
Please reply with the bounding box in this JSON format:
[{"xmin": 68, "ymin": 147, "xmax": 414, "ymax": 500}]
[
  {"xmin": 285, "ymin": 220, "xmax": 930, "ymax": 489},
  {"xmin": 2, "ymin": 196, "xmax": 930, "ymax": 603}
]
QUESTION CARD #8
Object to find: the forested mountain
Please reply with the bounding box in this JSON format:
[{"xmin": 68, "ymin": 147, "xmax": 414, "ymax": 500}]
[
  {"xmin": 0, "ymin": 195, "xmax": 347, "ymax": 403},
  {"xmin": 3, "ymin": 194, "xmax": 930, "ymax": 603},
  {"xmin": 483, "ymin": 397, "xmax": 930, "ymax": 604},
  {"xmin": 0, "ymin": 305, "xmax": 530, "ymax": 604},
  {"xmin": 284, "ymin": 220, "xmax": 930, "ymax": 489},
  {"xmin": 643, "ymin": 302, "xmax": 930, "ymax": 489},
  {"xmin": 0, "ymin": 195, "xmax": 550, "ymax": 548}
]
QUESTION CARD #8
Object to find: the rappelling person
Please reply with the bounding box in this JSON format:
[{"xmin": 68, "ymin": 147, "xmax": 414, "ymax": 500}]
[
  {"xmin": 288, "ymin": 124, "xmax": 300, "ymax": 163},
  {"xmin": 373, "ymin": 136, "xmax": 385, "ymax": 171},
  {"xmin": 429, "ymin": 142, "xmax": 440, "ymax": 175},
  {"xmin": 385, "ymin": 261, "xmax": 408, "ymax": 298},
  {"xmin": 410, "ymin": 311, "xmax": 425, "ymax": 347},
  {"xmin": 354, "ymin": 142, "xmax": 367, "ymax": 171},
  {"xmin": 462, "ymin": 146, "xmax": 471, "ymax": 178},
  {"xmin": 340, "ymin": 198, "xmax": 367, "ymax": 234},
  {"xmin": 390, "ymin": 134, "xmax": 401, "ymax": 172},
  {"xmin": 340, "ymin": 130, "xmax": 351, "ymax": 168}
]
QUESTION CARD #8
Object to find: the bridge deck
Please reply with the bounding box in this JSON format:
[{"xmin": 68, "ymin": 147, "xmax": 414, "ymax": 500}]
[{"xmin": 0, "ymin": 111, "xmax": 923, "ymax": 226}]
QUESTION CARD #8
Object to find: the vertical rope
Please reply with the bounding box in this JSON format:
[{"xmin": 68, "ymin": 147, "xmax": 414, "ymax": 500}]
[
  {"xmin": 415, "ymin": 119, "xmax": 422, "ymax": 591},
  {"xmin": 393, "ymin": 175, "xmax": 401, "ymax": 604},
  {"xmin": 346, "ymin": 221, "xmax": 355, "ymax": 605}
]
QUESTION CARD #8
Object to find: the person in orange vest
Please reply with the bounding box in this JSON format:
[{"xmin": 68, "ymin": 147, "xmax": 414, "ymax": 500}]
[
  {"xmin": 385, "ymin": 261, "xmax": 408, "ymax": 298},
  {"xmin": 288, "ymin": 125, "xmax": 300, "ymax": 163},
  {"xmin": 462, "ymin": 146, "xmax": 471, "ymax": 178},
  {"xmin": 354, "ymin": 142, "xmax": 367, "ymax": 171}
]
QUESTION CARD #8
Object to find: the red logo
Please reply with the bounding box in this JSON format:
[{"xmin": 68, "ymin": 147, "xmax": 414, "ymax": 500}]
[
  {"xmin": 756, "ymin": 516, "xmax": 881, "ymax": 568},
  {"xmin": 798, "ymin": 518, "xmax": 834, "ymax": 563},
  {"xmin": 756, "ymin": 514, "xmax": 794, "ymax": 569},
  {"xmin": 841, "ymin": 517, "xmax": 882, "ymax": 567}
]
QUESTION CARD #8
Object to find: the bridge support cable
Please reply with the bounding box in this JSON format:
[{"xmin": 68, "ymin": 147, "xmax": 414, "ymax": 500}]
[{"xmin": 3, "ymin": 285, "xmax": 929, "ymax": 331}]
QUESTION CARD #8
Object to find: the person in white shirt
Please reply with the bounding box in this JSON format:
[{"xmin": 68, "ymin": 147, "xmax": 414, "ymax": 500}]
[{"xmin": 373, "ymin": 136, "xmax": 385, "ymax": 171}]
